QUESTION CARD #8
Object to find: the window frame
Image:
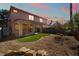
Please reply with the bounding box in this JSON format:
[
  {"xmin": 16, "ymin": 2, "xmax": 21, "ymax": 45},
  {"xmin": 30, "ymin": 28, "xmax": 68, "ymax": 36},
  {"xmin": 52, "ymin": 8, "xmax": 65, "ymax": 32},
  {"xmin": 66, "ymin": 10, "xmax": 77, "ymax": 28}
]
[
  {"xmin": 39, "ymin": 18, "xmax": 43, "ymax": 22},
  {"xmin": 29, "ymin": 15, "xmax": 34, "ymax": 21},
  {"xmin": 13, "ymin": 9, "xmax": 18, "ymax": 13}
]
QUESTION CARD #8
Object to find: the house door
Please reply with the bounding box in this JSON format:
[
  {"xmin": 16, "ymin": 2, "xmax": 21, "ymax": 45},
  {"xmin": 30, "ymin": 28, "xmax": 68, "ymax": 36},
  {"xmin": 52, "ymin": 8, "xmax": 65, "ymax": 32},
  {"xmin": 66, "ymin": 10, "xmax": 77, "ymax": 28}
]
[
  {"xmin": 14, "ymin": 21, "xmax": 23, "ymax": 37},
  {"xmin": 14, "ymin": 23, "xmax": 20, "ymax": 37},
  {"xmin": 22, "ymin": 23, "xmax": 32, "ymax": 35},
  {"xmin": 35, "ymin": 25, "xmax": 42, "ymax": 33}
]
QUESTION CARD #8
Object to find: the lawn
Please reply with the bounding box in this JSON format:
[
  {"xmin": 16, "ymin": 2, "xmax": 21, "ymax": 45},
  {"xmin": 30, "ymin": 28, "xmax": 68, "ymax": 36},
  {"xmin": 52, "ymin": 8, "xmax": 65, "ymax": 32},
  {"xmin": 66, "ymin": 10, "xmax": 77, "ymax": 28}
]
[{"xmin": 17, "ymin": 33, "xmax": 49, "ymax": 42}]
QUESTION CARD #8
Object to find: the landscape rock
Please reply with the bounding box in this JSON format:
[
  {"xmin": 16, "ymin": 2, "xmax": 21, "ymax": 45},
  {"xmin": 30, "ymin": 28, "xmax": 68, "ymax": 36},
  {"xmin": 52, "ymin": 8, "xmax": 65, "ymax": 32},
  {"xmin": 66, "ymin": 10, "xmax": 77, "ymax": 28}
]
[
  {"xmin": 7, "ymin": 50, "xmax": 14, "ymax": 53},
  {"xmin": 4, "ymin": 51, "xmax": 26, "ymax": 56},
  {"xmin": 19, "ymin": 47, "xmax": 30, "ymax": 52},
  {"xmin": 0, "ymin": 34, "xmax": 79, "ymax": 56},
  {"xmin": 54, "ymin": 35, "xmax": 64, "ymax": 44},
  {"xmin": 36, "ymin": 50, "xmax": 48, "ymax": 56},
  {"xmin": 24, "ymin": 53, "xmax": 33, "ymax": 56},
  {"xmin": 27, "ymin": 50, "xmax": 36, "ymax": 56}
]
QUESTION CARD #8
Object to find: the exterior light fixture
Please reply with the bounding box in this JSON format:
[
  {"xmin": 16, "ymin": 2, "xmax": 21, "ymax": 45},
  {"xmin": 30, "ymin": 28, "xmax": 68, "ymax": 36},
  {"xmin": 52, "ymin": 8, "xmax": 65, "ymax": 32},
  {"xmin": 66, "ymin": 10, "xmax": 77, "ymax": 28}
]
[{"xmin": 13, "ymin": 9, "xmax": 18, "ymax": 13}]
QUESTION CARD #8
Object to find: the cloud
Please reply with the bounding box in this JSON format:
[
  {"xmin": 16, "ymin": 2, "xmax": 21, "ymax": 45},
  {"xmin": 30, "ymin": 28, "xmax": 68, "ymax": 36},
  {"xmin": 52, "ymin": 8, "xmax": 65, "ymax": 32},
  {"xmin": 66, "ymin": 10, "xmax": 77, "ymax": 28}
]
[
  {"xmin": 29, "ymin": 3, "xmax": 52, "ymax": 10},
  {"xmin": 72, "ymin": 3, "xmax": 79, "ymax": 13},
  {"xmin": 60, "ymin": 6, "xmax": 70, "ymax": 14}
]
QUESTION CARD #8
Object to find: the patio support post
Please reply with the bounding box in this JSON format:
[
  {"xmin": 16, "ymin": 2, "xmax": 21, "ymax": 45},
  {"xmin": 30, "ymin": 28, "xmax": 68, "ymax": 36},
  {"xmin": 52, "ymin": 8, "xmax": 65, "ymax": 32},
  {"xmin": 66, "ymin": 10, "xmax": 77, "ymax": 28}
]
[{"xmin": 19, "ymin": 21, "xmax": 23, "ymax": 37}]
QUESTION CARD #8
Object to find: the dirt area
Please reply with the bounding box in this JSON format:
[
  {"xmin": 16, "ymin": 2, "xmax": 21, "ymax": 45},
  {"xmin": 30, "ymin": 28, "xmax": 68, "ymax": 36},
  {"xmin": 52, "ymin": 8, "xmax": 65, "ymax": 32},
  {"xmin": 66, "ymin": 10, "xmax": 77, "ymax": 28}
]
[{"xmin": 0, "ymin": 34, "xmax": 79, "ymax": 56}]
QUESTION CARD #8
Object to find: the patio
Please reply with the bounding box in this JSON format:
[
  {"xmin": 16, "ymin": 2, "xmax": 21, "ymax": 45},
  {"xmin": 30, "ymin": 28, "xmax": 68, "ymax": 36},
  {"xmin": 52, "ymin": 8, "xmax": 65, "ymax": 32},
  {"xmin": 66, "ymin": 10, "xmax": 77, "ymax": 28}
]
[{"xmin": 0, "ymin": 34, "xmax": 79, "ymax": 56}]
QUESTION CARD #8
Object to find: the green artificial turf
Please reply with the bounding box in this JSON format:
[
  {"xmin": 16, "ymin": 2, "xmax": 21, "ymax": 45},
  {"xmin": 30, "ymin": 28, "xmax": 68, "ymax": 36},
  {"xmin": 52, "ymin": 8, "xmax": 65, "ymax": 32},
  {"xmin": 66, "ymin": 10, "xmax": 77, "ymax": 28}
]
[{"xmin": 17, "ymin": 33, "xmax": 49, "ymax": 42}]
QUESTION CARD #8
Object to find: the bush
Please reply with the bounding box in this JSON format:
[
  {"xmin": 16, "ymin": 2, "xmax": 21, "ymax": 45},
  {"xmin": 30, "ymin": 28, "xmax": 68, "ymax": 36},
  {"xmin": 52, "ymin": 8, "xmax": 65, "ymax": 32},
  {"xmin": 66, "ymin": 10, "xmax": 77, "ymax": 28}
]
[{"xmin": 42, "ymin": 26, "xmax": 72, "ymax": 36}]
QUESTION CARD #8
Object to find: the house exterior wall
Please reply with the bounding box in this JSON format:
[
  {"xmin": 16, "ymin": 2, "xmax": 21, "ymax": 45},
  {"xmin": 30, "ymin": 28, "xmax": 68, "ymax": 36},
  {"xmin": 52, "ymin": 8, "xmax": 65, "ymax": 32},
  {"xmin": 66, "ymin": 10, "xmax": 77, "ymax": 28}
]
[
  {"xmin": 9, "ymin": 6, "xmax": 48, "ymax": 24},
  {"xmin": 9, "ymin": 6, "xmax": 48, "ymax": 37},
  {"xmin": 34, "ymin": 16, "xmax": 40, "ymax": 22},
  {"xmin": 9, "ymin": 8, "xmax": 29, "ymax": 21}
]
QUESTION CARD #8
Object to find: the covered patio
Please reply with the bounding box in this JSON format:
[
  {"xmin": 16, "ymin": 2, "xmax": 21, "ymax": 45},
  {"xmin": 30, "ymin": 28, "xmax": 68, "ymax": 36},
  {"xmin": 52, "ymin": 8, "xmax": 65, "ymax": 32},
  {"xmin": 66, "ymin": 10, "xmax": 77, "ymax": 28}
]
[{"xmin": 12, "ymin": 19, "xmax": 44, "ymax": 37}]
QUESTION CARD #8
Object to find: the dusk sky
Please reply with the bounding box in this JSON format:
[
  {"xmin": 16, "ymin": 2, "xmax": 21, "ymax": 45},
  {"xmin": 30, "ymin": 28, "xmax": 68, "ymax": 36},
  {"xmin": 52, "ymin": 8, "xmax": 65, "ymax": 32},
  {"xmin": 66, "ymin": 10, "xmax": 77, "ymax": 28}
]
[
  {"xmin": 72, "ymin": 3, "xmax": 79, "ymax": 14},
  {"xmin": 0, "ymin": 3, "xmax": 70, "ymax": 20}
]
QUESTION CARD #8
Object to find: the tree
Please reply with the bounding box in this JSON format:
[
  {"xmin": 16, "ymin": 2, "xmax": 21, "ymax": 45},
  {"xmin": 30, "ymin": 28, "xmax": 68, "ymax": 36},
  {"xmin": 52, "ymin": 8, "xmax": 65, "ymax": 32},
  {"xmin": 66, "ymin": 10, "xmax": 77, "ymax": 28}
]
[
  {"xmin": 73, "ymin": 12, "xmax": 79, "ymax": 31},
  {"xmin": 0, "ymin": 9, "xmax": 9, "ymax": 39}
]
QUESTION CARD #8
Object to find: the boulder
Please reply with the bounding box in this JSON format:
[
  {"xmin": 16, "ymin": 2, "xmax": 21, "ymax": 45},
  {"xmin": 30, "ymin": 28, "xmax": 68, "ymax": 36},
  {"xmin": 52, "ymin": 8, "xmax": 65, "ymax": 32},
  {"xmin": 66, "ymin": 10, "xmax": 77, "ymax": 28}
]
[
  {"xmin": 19, "ymin": 47, "xmax": 30, "ymax": 52},
  {"xmin": 24, "ymin": 53, "xmax": 33, "ymax": 56},
  {"xmin": 27, "ymin": 50, "xmax": 36, "ymax": 56},
  {"xmin": 4, "ymin": 51, "xmax": 26, "ymax": 56},
  {"xmin": 36, "ymin": 50, "xmax": 48, "ymax": 56},
  {"xmin": 7, "ymin": 50, "xmax": 13, "ymax": 53}
]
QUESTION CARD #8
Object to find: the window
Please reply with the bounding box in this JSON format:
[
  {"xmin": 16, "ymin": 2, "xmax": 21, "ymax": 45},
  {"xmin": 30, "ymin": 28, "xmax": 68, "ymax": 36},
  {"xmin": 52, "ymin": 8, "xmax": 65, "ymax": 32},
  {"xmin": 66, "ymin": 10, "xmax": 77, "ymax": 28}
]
[
  {"xmin": 40, "ymin": 18, "xmax": 43, "ymax": 22},
  {"xmin": 13, "ymin": 9, "xmax": 18, "ymax": 13},
  {"xmin": 29, "ymin": 15, "xmax": 34, "ymax": 20},
  {"xmin": 14, "ymin": 23, "xmax": 19, "ymax": 30}
]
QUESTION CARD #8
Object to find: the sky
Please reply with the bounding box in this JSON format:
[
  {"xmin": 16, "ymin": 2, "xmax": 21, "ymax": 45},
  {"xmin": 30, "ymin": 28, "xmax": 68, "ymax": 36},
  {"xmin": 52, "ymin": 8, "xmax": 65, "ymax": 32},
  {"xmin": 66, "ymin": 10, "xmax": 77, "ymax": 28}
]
[
  {"xmin": 0, "ymin": 3, "xmax": 70, "ymax": 20},
  {"xmin": 72, "ymin": 3, "xmax": 79, "ymax": 14}
]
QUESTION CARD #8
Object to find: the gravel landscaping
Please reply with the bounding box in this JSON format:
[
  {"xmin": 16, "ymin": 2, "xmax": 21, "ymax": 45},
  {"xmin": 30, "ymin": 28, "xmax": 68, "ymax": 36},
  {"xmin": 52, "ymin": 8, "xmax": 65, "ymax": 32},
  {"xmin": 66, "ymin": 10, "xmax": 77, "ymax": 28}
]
[{"xmin": 0, "ymin": 34, "xmax": 79, "ymax": 56}]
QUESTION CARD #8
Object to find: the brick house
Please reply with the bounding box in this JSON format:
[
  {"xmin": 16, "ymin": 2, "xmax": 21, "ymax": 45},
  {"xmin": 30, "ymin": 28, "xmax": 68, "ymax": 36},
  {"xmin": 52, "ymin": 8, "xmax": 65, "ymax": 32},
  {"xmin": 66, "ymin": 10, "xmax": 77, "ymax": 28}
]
[{"xmin": 9, "ymin": 6, "xmax": 49, "ymax": 37}]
